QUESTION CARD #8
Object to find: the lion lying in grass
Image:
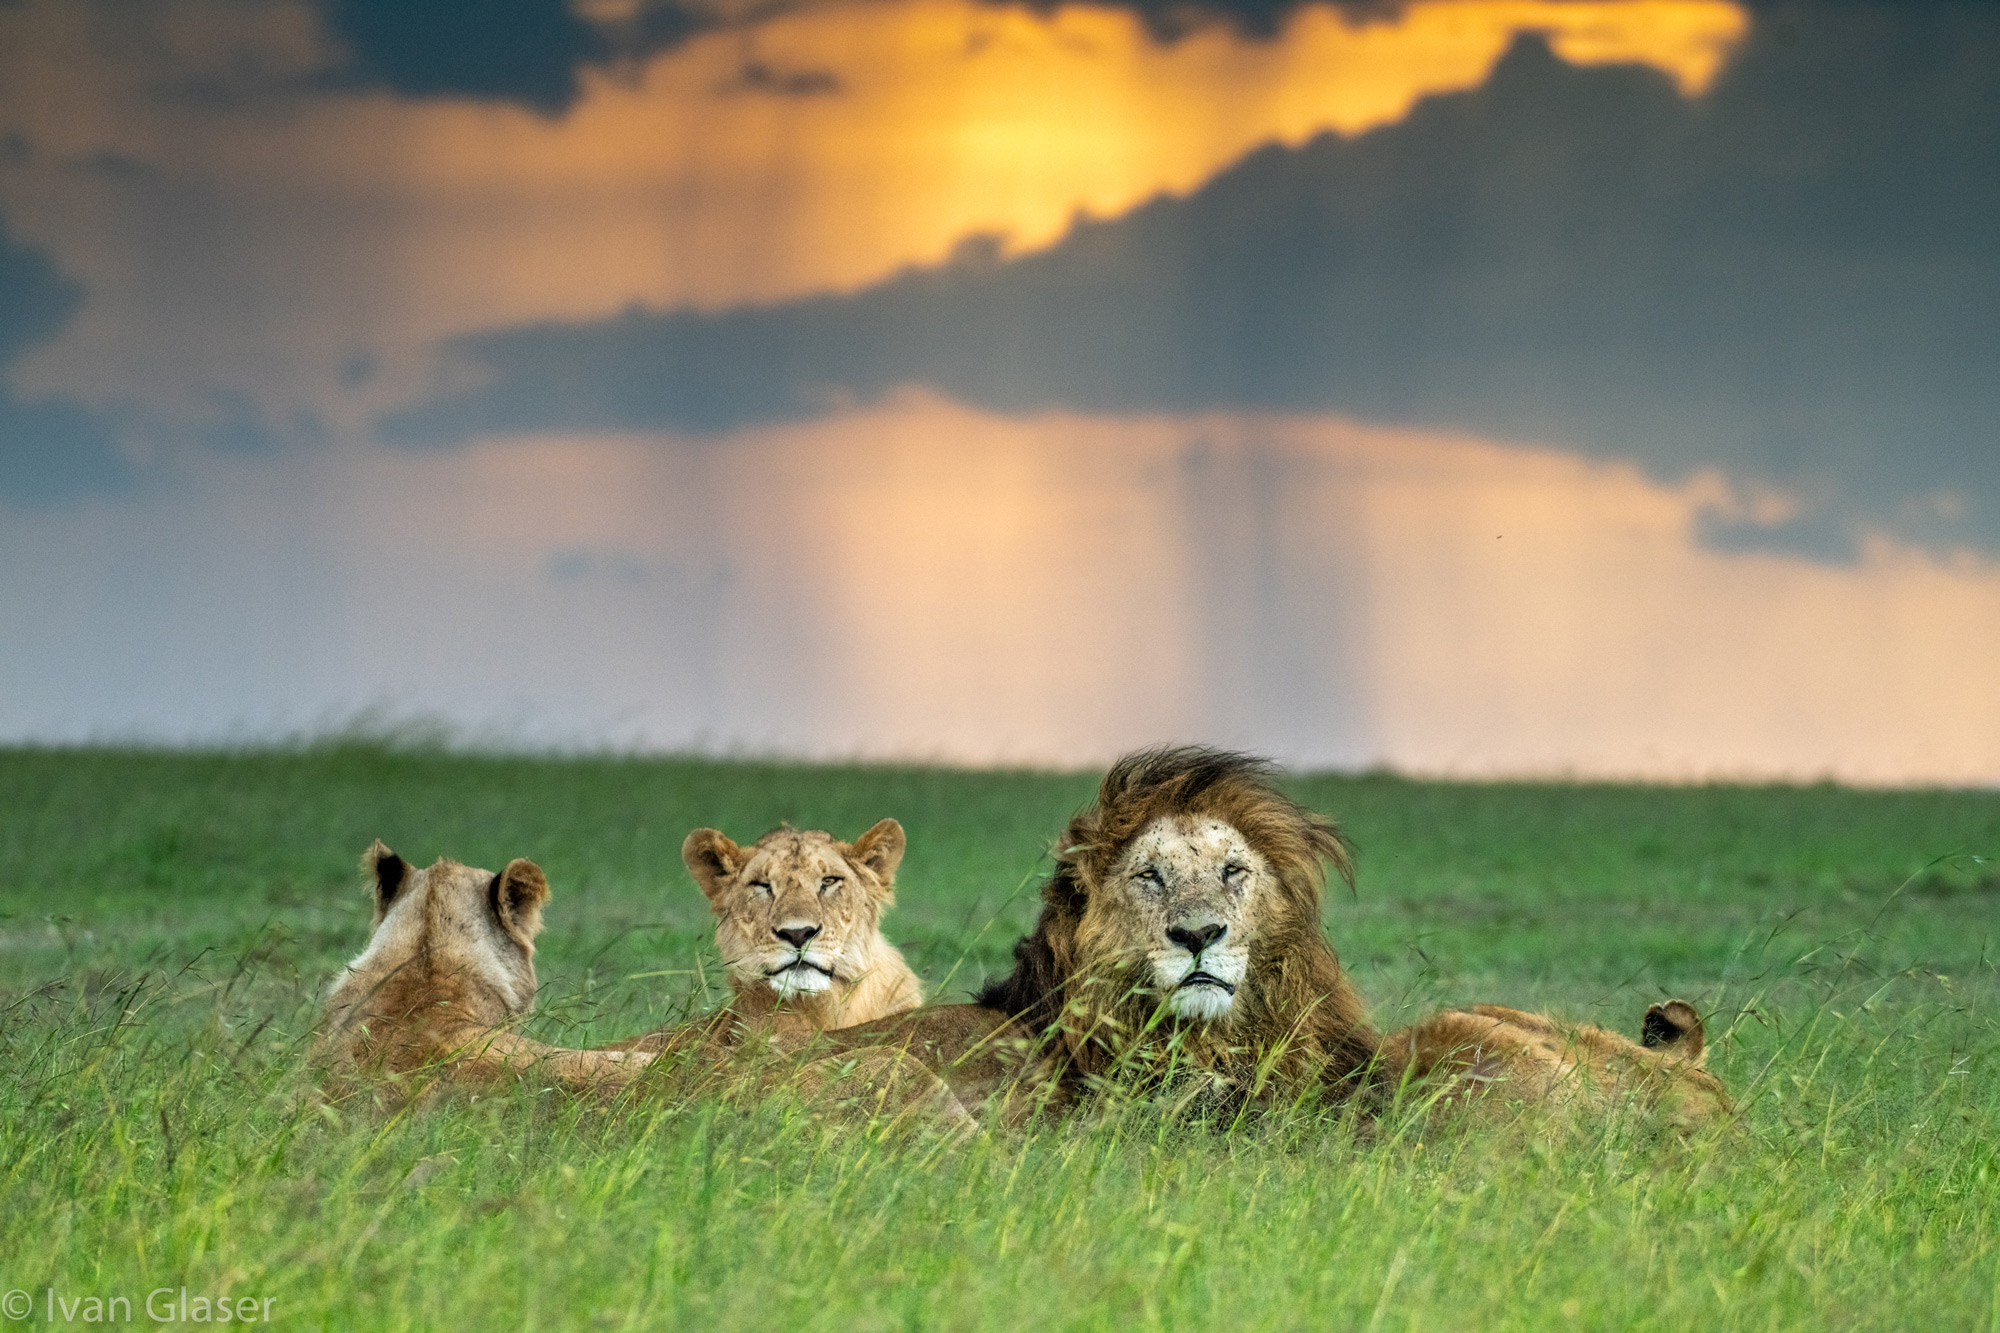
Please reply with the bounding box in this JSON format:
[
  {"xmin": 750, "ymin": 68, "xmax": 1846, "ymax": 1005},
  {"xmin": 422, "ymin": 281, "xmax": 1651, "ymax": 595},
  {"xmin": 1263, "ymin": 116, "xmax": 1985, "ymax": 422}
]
[
  {"xmin": 317, "ymin": 841, "xmax": 650, "ymax": 1095},
  {"xmin": 320, "ymin": 755, "xmax": 1724, "ymax": 1137},
  {"xmin": 1387, "ymin": 998, "xmax": 1727, "ymax": 1129},
  {"xmin": 817, "ymin": 747, "xmax": 1384, "ymax": 1118},
  {"xmin": 602, "ymin": 819, "xmax": 925, "ymax": 1055},
  {"xmin": 596, "ymin": 819, "xmax": 969, "ymax": 1129},
  {"xmin": 321, "ymin": 836, "xmax": 966, "ymax": 1129},
  {"xmin": 820, "ymin": 747, "xmax": 1729, "ymax": 1130}
]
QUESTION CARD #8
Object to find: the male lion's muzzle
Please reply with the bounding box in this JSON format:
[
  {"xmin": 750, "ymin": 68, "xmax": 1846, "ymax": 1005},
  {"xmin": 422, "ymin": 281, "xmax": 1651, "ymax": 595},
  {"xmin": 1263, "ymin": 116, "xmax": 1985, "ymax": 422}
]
[
  {"xmin": 1155, "ymin": 917, "xmax": 1245, "ymax": 1020},
  {"xmin": 1165, "ymin": 921, "xmax": 1234, "ymax": 993}
]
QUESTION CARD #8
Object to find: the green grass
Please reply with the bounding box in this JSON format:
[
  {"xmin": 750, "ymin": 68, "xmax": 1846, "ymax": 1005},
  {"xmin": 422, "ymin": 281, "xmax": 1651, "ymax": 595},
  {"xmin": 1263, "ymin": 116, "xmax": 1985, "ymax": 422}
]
[{"xmin": 2, "ymin": 744, "xmax": 1997, "ymax": 1330}]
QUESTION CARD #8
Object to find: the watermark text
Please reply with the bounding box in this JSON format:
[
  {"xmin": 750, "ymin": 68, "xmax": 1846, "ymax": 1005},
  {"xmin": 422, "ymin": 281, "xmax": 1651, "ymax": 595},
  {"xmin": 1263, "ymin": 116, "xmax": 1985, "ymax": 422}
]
[{"xmin": 3, "ymin": 1288, "xmax": 276, "ymax": 1324}]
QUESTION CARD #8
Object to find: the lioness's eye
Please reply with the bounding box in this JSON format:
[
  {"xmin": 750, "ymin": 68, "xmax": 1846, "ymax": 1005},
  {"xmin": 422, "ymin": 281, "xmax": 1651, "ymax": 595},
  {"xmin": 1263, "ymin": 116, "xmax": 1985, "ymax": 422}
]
[
  {"xmin": 750, "ymin": 880, "xmax": 773, "ymax": 897},
  {"xmin": 820, "ymin": 875, "xmax": 843, "ymax": 893}
]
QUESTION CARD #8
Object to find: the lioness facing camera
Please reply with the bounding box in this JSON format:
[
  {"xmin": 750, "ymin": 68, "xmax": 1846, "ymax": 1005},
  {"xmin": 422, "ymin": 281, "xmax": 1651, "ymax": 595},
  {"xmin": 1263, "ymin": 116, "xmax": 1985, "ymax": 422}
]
[{"xmin": 605, "ymin": 820, "xmax": 924, "ymax": 1055}]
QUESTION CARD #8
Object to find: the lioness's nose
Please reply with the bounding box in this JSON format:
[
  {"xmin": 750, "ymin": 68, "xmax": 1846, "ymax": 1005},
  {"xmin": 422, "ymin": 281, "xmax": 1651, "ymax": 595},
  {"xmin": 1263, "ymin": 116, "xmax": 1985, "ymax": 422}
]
[
  {"xmin": 1167, "ymin": 921, "xmax": 1227, "ymax": 955},
  {"xmin": 774, "ymin": 923, "xmax": 822, "ymax": 948}
]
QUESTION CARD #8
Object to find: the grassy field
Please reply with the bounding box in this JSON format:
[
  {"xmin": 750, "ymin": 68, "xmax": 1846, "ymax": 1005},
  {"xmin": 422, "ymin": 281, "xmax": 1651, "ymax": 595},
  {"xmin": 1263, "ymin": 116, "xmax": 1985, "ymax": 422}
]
[{"xmin": 1, "ymin": 745, "xmax": 1996, "ymax": 1330}]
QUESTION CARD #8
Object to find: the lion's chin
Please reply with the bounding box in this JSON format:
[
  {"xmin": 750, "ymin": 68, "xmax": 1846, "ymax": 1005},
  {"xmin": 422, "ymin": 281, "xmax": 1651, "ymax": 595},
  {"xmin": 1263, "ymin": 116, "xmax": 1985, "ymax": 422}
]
[
  {"xmin": 765, "ymin": 960, "xmax": 835, "ymax": 999},
  {"xmin": 1164, "ymin": 983, "xmax": 1238, "ymax": 1022}
]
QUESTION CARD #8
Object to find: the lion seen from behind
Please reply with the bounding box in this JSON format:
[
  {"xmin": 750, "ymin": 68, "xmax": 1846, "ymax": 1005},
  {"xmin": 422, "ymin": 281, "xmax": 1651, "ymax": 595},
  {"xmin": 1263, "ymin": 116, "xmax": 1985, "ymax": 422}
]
[{"xmin": 318, "ymin": 841, "xmax": 650, "ymax": 1097}]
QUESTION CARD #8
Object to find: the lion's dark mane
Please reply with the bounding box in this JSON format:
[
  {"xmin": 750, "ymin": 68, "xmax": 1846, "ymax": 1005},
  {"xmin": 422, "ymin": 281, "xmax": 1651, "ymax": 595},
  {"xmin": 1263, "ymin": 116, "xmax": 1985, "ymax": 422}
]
[{"xmin": 976, "ymin": 745, "xmax": 1380, "ymax": 1095}]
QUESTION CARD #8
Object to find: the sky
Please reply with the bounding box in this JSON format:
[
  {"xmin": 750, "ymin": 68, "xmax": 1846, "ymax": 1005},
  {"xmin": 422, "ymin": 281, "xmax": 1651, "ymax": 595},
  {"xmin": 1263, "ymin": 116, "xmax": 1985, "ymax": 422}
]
[{"xmin": 1, "ymin": 0, "xmax": 1997, "ymax": 781}]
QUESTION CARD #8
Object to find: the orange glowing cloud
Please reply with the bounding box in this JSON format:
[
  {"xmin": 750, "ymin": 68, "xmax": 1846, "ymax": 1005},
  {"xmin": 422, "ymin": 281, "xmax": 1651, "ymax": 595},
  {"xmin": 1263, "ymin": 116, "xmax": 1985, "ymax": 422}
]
[
  {"xmin": 0, "ymin": 0, "xmax": 1750, "ymax": 426},
  {"xmin": 355, "ymin": 0, "xmax": 1748, "ymax": 318},
  {"xmin": 0, "ymin": 0, "xmax": 1744, "ymax": 421}
]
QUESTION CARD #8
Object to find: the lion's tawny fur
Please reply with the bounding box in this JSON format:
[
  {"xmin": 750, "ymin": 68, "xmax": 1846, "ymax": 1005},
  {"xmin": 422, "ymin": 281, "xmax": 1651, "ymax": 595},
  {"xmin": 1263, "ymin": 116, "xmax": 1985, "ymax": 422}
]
[
  {"xmin": 969, "ymin": 746, "xmax": 1380, "ymax": 1104},
  {"xmin": 829, "ymin": 748, "xmax": 1730, "ymax": 1133},
  {"xmin": 1386, "ymin": 999, "xmax": 1731, "ymax": 1129},
  {"xmin": 318, "ymin": 841, "xmax": 649, "ymax": 1095},
  {"xmin": 816, "ymin": 1002, "xmax": 1044, "ymax": 1118},
  {"xmin": 604, "ymin": 821, "xmax": 924, "ymax": 1055}
]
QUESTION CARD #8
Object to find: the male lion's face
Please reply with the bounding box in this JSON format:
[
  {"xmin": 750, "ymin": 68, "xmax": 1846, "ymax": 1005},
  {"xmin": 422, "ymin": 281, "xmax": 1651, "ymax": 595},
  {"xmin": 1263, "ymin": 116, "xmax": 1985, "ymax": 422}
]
[
  {"xmin": 1079, "ymin": 815, "xmax": 1275, "ymax": 1024},
  {"xmin": 684, "ymin": 821, "xmax": 904, "ymax": 1001}
]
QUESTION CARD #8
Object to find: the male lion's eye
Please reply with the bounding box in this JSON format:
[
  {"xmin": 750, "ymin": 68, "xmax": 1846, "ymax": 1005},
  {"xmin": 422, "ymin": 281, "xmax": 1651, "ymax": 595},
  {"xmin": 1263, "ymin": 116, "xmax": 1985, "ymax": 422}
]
[
  {"xmin": 750, "ymin": 880, "xmax": 774, "ymax": 897},
  {"xmin": 1137, "ymin": 866, "xmax": 1165, "ymax": 889},
  {"xmin": 1222, "ymin": 863, "xmax": 1248, "ymax": 884},
  {"xmin": 820, "ymin": 875, "xmax": 843, "ymax": 893}
]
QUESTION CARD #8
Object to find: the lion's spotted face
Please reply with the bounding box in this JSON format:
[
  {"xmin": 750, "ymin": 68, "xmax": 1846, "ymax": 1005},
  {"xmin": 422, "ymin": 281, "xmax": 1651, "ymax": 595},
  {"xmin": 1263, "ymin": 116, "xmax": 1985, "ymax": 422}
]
[
  {"xmin": 1076, "ymin": 814, "xmax": 1276, "ymax": 1024},
  {"xmin": 688, "ymin": 822, "xmax": 904, "ymax": 1001}
]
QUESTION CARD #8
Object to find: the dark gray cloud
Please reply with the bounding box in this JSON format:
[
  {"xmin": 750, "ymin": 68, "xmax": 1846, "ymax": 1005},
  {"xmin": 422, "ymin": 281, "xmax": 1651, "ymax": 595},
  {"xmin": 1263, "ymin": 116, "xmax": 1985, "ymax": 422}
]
[
  {"xmin": 317, "ymin": 0, "xmax": 711, "ymax": 114},
  {"xmin": 311, "ymin": 0, "xmax": 1393, "ymax": 113},
  {"xmin": 0, "ymin": 224, "xmax": 126, "ymax": 502},
  {"xmin": 383, "ymin": 5, "xmax": 2000, "ymax": 559},
  {"xmin": 1001, "ymin": 0, "xmax": 1399, "ymax": 41}
]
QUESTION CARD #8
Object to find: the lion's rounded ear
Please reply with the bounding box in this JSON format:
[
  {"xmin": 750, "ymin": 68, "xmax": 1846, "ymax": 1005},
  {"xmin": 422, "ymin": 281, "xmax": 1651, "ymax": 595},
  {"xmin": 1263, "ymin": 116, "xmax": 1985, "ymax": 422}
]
[
  {"xmin": 848, "ymin": 818, "xmax": 906, "ymax": 891},
  {"xmin": 362, "ymin": 839, "xmax": 407, "ymax": 923},
  {"xmin": 492, "ymin": 858, "xmax": 550, "ymax": 949},
  {"xmin": 1641, "ymin": 1000, "xmax": 1706, "ymax": 1064},
  {"xmin": 682, "ymin": 829, "xmax": 743, "ymax": 905}
]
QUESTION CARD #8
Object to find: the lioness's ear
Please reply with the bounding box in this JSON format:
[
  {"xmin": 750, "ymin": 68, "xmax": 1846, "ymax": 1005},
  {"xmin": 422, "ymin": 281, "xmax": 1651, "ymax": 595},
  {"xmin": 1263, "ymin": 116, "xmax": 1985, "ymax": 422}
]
[
  {"xmin": 848, "ymin": 818, "xmax": 906, "ymax": 893},
  {"xmin": 491, "ymin": 858, "xmax": 550, "ymax": 950},
  {"xmin": 682, "ymin": 829, "xmax": 744, "ymax": 906},
  {"xmin": 1641, "ymin": 999, "xmax": 1705, "ymax": 1064},
  {"xmin": 362, "ymin": 839, "xmax": 407, "ymax": 923}
]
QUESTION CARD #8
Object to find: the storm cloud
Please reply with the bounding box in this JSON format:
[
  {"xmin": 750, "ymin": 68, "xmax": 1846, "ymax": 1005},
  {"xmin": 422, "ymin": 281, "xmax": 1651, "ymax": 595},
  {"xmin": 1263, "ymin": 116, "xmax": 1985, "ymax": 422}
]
[
  {"xmin": 384, "ymin": 6, "xmax": 2000, "ymax": 558},
  {"xmin": 318, "ymin": 0, "xmax": 713, "ymax": 113},
  {"xmin": 0, "ymin": 224, "xmax": 124, "ymax": 502},
  {"xmin": 315, "ymin": 0, "xmax": 1401, "ymax": 114}
]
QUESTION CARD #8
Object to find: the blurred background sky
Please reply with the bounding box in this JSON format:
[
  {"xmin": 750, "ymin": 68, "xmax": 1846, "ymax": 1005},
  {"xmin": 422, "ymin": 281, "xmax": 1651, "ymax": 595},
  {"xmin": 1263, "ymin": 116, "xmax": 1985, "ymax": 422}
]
[{"xmin": 1, "ymin": 0, "xmax": 1996, "ymax": 781}]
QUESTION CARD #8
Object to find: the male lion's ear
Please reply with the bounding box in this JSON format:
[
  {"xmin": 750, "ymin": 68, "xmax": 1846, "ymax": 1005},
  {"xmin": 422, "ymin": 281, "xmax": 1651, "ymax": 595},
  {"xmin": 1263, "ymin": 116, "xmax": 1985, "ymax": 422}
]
[
  {"xmin": 1641, "ymin": 1000, "xmax": 1706, "ymax": 1064},
  {"xmin": 848, "ymin": 818, "xmax": 906, "ymax": 895},
  {"xmin": 682, "ymin": 829, "xmax": 744, "ymax": 907},
  {"xmin": 362, "ymin": 839, "xmax": 407, "ymax": 923},
  {"xmin": 491, "ymin": 858, "xmax": 550, "ymax": 950}
]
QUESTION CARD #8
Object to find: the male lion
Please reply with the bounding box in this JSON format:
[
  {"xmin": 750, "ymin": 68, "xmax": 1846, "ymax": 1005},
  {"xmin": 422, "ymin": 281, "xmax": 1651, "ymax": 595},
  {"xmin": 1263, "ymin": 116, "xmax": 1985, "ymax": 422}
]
[
  {"xmin": 604, "ymin": 820, "xmax": 925, "ymax": 1055},
  {"xmin": 820, "ymin": 748, "xmax": 1383, "ymax": 1117},
  {"xmin": 823, "ymin": 747, "xmax": 1729, "ymax": 1132},
  {"xmin": 975, "ymin": 746, "xmax": 1382, "ymax": 1107},
  {"xmin": 318, "ymin": 841, "xmax": 649, "ymax": 1094}
]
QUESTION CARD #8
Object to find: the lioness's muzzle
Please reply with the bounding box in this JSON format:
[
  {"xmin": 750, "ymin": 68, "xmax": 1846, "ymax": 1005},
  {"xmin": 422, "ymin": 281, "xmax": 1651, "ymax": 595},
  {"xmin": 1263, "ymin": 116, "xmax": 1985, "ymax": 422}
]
[{"xmin": 768, "ymin": 957, "xmax": 835, "ymax": 979}]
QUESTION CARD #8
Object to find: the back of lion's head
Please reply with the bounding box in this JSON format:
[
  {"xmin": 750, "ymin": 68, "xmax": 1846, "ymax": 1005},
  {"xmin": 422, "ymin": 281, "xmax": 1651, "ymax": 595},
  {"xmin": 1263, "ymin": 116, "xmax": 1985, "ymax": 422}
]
[
  {"xmin": 979, "ymin": 747, "xmax": 1373, "ymax": 1077},
  {"xmin": 321, "ymin": 841, "xmax": 551, "ymax": 1063}
]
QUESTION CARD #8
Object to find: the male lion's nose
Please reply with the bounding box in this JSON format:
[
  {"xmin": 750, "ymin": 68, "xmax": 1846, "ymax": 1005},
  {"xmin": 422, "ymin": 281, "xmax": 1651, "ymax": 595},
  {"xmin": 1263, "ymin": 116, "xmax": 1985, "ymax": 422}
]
[
  {"xmin": 1167, "ymin": 921, "xmax": 1227, "ymax": 956},
  {"xmin": 774, "ymin": 923, "xmax": 822, "ymax": 949}
]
